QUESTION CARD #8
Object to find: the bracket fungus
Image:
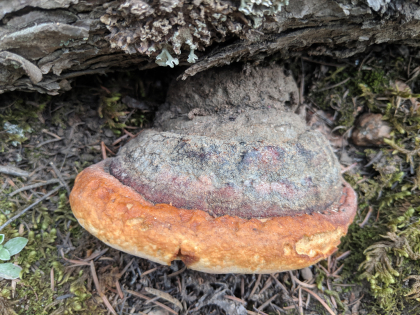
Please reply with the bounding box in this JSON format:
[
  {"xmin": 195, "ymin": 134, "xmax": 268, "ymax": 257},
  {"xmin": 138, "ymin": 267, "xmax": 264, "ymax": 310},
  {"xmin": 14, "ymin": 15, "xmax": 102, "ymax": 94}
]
[{"xmin": 70, "ymin": 65, "xmax": 357, "ymax": 274}]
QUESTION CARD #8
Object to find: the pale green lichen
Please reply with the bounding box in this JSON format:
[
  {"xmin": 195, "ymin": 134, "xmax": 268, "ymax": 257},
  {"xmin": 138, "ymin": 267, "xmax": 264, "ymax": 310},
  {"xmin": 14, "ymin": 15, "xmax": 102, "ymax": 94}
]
[
  {"xmin": 155, "ymin": 47, "xmax": 180, "ymax": 68},
  {"xmin": 239, "ymin": 0, "xmax": 289, "ymax": 27}
]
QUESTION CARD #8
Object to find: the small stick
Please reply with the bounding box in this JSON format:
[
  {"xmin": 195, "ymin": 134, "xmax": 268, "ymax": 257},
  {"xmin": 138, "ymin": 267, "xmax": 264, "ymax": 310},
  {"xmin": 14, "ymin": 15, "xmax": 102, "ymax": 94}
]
[
  {"xmin": 126, "ymin": 290, "xmax": 177, "ymax": 315},
  {"xmin": 341, "ymin": 163, "xmax": 357, "ymax": 174},
  {"xmin": 167, "ymin": 265, "xmax": 187, "ymax": 278},
  {"xmin": 50, "ymin": 162, "xmax": 71, "ymax": 195},
  {"xmin": 336, "ymin": 250, "xmax": 351, "ymax": 261},
  {"xmin": 50, "ymin": 268, "xmax": 55, "ymax": 291},
  {"xmin": 301, "ymin": 288, "xmax": 335, "ymax": 315},
  {"xmin": 117, "ymin": 258, "xmax": 134, "ymax": 279},
  {"xmin": 141, "ymin": 267, "xmax": 158, "ymax": 277},
  {"xmin": 225, "ymin": 295, "xmax": 247, "ymax": 304},
  {"xmin": 0, "ymin": 185, "xmax": 62, "ymax": 232},
  {"xmin": 9, "ymin": 179, "xmax": 61, "ymax": 197},
  {"xmin": 123, "ymin": 129, "xmax": 135, "ymax": 138},
  {"xmin": 90, "ymin": 261, "xmax": 117, "ymax": 315},
  {"xmin": 36, "ymin": 138, "xmax": 63, "ymax": 148},
  {"xmin": 289, "ymin": 271, "xmax": 296, "ymax": 292},
  {"xmin": 249, "ymin": 274, "xmax": 262, "ymax": 298},
  {"xmin": 253, "ymin": 306, "xmax": 269, "ymax": 315},
  {"xmin": 318, "ymin": 77, "xmax": 351, "ymax": 92},
  {"xmin": 145, "ymin": 287, "xmax": 183, "ymax": 310},
  {"xmin": 359, "ymin": 206, "xmax": 373, "ymax": 228},
  {"xmin": 258, "ymin": 293, "xmax": 279, "ymax": 311},
  {"xmin": 104, "ymin": 146, "xmax": 116, "ymax": 155},
  {"xmin": 270, "ymin": 274, "xmax": 290, "ymax": 297},
  {"xmin": 0, "ymin": 165, "xmax": 30, "ymax": 177},
  {"xmin": 292, "ymin": 275, "xmax": 316, "ymax": 289},
  {"xmin": 116, "ymin": 280, "xmax": 124, "ymax": 299},
  {"xmin": 112, "ymin": 134, "xmax": 129, "ymax": 146},
  {"xmin": 101, "ymin": 141, "xmax": 107, "ymax": 160},
  {"xmin": 42, "ymin": 129, "xmax": 62, "ymax": 139},
  {"xmin": 332, "ymin": 264, "xmax": 345, "ymax": 276},
  {"xmin": 298, "ymin": 288, "xmax": 303, "ymax": 315},
  {"xmin": 365, "ymin": 151, "xmax": 383, "ymax": 167}
]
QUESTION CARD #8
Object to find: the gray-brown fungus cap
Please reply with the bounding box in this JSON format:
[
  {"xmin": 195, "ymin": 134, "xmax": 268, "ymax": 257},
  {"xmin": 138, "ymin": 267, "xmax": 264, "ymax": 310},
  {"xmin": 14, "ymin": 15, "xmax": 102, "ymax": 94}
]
[{"xmin": 110, "ymin": 108, "xmax": 343, "ymax": 219}]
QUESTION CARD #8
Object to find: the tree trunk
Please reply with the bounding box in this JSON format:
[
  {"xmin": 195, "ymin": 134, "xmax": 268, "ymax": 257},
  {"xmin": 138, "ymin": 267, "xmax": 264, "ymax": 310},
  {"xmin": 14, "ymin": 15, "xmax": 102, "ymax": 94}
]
[{"xmin": 1, "ymin": 0, "xmax": 420, "ymax": 94}]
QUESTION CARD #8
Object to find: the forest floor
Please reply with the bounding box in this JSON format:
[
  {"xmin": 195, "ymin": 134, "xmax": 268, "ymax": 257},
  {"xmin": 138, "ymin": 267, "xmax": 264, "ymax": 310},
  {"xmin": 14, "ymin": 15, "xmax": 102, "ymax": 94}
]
[{"xmin": 1, "ymin": 44, "xmax": 420, "ymax": 315}]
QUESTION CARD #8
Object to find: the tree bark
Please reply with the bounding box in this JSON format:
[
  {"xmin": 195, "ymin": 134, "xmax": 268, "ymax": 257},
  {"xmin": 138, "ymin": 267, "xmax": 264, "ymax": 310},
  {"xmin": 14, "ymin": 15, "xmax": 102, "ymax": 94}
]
[{"xmin": 1, "ymin": 0, "xmax": 420, "ymax": 94}]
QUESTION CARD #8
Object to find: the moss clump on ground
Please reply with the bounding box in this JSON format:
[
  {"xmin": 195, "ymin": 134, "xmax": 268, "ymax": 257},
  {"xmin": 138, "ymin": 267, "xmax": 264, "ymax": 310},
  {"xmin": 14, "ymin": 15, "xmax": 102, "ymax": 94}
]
[{"xmin": 313, "ymin": 53, "xmax": 420, "ymax": 313}]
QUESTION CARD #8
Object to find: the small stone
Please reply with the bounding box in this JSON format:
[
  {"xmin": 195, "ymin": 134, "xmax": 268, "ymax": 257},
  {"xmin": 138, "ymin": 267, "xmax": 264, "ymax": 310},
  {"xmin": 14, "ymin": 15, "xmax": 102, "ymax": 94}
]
[
  {"xmin": 104, "ymin": 129, "xmax": 114, "ymax": 138},
  {"xmin": 300, "ymin": 267, "xmax": 313, "ymax": 281},
  {"xmin": 352, "ymin": 113, "xmax": 391, "ymax": 146}
]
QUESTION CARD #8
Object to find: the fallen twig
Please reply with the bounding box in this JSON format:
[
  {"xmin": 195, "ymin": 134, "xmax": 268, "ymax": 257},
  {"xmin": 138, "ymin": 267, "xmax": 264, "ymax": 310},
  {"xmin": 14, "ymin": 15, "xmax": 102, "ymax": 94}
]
[
  {"xmin": 145, "ymin": 287, "xmax": 183, "ymax": 310},
  {"xmin": 225, "ymin": 295, "xmax": 247, "ymax": 305},
  {"xmin": 258, "ymin": 293, "xmax": 279, "ymax": 311},
  {"xmin": 270, "ymin": 274, "xmax": 289, "ymax": 296},
  {"xmin": 9, "ymin": 179, "xmax": 61, "ymax": 197},
  {"xmin": 36, "ymin": 138, "xmax": 63, "ymax": 148},
  {"xmin": 336, "ymin": 250, "xmax": 351, "ymax": 261},
  {"xmin": 90, "ymin": 261, "xmax": 117, "ymax": 315},
  {"xmin": 0, "ymin": 184, "xmax": 63, "ymax": 232},
  {"xmin": 126, "ymin": 289, "xmax": 178, "ymax": 315},
  {"xmin": 249, "ymin": 274, "xmax": 262, "ymax": 298},
  {"xmin": 341, "ymin": 163, "xmax": 357, "ymax": 174},
  {"xmin": 0, "ymin": 165, "xmax": 30, "ymax": 177},
  {"xmin": 50, "ymin": 162, "xmax": 71, "ymax": 195},
  {"xmin": 359, "ymin": 206, "xmax": 373, "ymax": 228},
  {"xmin": 101, "ymin": 141, "xmax": 107, "ymax": 160},
  {"xmin": 318, "ymin": 77, "xmax": 350, "ymax": 92},
  {"xmin": 292, "ymin": 275, "xmax": 317, "ymax": 289}
]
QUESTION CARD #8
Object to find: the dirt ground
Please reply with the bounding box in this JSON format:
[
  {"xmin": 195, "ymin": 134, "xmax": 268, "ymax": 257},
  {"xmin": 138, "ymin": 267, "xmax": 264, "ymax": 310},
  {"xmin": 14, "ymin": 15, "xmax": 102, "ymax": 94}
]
[{"xmin": 1, "ymin": 44, "xmax": 420, "ymax": 315}]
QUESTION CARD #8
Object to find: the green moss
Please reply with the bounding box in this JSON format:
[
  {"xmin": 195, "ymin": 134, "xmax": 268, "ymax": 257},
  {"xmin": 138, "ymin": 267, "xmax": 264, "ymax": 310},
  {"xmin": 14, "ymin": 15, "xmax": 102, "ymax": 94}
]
[{"xmin": 335, "ymin": 68, "xmax": 420, "ymax": 313}]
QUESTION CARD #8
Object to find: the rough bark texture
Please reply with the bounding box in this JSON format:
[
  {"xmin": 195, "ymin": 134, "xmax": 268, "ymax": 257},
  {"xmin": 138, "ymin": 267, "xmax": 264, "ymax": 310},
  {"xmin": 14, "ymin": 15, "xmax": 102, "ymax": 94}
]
[{"xmin": 1, "ymin": 0, "xmax": 420, "ymax": 94}]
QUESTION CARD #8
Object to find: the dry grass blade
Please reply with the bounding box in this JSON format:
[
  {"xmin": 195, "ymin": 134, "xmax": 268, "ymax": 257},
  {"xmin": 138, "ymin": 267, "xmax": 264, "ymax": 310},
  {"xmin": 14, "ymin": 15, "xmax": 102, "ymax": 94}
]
[
  {"xmin": 126, "ymin": 289, "xmax": 178, "ymax": 315},
  {"xmin": 89, "ymin": 261, "xmax": 117, "ymax": 315},
  {"xmin": 144, "ymin": 287, "xmax": 183, "ymax": 310},
  {"xmin": 301, "ymin": 287, "xmax": 335, "ymax": 315}
]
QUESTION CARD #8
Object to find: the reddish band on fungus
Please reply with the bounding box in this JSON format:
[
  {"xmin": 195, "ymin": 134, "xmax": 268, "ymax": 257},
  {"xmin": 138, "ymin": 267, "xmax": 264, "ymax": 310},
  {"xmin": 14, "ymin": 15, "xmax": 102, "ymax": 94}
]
[{"xmin": 109, "ymin": 129, "xmax": 344, "ymax": 219}]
